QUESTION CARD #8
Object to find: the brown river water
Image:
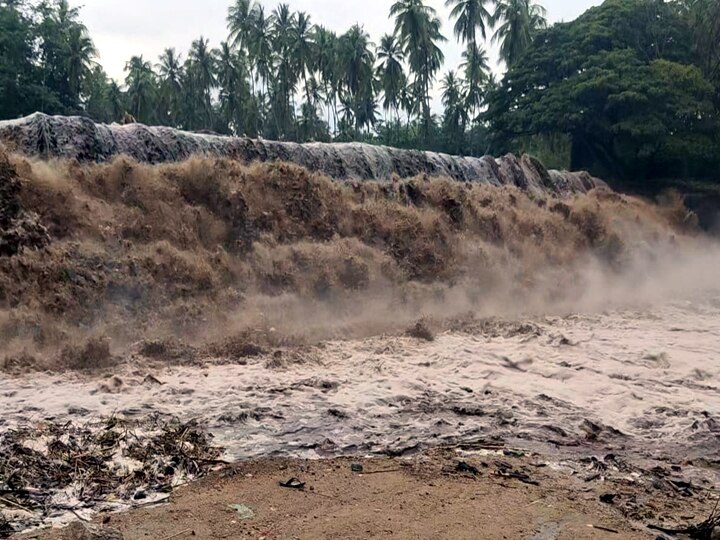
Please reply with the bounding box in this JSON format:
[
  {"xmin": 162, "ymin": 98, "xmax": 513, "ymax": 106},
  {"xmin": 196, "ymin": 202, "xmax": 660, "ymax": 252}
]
[{"xmin": 3, "ymin": 295, "xmax": 719, "ymax": 466}]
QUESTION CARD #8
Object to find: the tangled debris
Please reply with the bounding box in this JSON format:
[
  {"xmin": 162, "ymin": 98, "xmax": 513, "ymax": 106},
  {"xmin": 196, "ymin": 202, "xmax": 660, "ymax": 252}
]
[
  {"xmin": 0, "ymin": 417, "xmax": 223, "ymax": 537},
  {"xmin": 406, "ymin": 318, "xmax": 436, "ymax": 342},
  {"xmin": 649, "ymin": 502, "xmax": 720, "ymax": 539}
]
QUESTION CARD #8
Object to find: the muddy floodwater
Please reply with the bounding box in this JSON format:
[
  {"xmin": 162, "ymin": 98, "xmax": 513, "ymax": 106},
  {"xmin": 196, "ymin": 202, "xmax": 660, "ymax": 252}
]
[{"xmin": 3, "ymin": 296, "xmax": 719, "ymax": 467}]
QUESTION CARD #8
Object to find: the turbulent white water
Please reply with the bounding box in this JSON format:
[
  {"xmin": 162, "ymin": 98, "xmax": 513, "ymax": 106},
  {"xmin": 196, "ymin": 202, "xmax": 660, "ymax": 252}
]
[
  {"xmin": 2, "ymin": 297, "xmax": 719, "ymax": 465},
  {"xmin": 0, "ymin": 113, "xmax": 603, "ymax": 196}
]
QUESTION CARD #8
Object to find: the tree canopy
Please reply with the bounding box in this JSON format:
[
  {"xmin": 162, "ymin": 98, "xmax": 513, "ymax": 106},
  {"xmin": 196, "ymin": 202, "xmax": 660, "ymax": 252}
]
[
  {"xmin": 487, "ymin": 0, "xmax": 720, "ymax": 182},
  {"xmin": 0, "ymin": 0, "xmax": 718, "ymax": 187}
]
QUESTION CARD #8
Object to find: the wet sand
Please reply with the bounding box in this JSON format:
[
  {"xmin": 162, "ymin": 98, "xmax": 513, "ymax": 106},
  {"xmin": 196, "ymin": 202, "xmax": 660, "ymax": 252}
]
[{"xmin": 23, "ymin": 449, "xmax": 712, "ymax": 540}]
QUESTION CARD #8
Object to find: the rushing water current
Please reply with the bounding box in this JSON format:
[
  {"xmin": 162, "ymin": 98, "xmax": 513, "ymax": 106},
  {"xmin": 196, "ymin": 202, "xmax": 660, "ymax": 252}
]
[{"xmin": 0, "ymin": 113, "xmax": 603, "ymax": 196}]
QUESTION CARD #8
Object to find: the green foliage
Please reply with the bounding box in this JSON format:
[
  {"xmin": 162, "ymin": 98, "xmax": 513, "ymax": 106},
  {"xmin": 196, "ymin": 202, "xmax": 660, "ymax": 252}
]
[
  {"xmin": 0, "ymin": 0, "xmax": 83, "ymax": 118},
  {"xmin": 488, "ymin": 0, "xmax": 720, "ymax": 183},
  {"xmin": 391, "ymin": 0, "xmax": 447, "ymax": 134},
  {"xmin": 1, "ymin": 0, "xmax": 718, "ymax": 188},
  {"xmin": 491, "ymin": 0, "xmax": 546, "ymax": 67}
]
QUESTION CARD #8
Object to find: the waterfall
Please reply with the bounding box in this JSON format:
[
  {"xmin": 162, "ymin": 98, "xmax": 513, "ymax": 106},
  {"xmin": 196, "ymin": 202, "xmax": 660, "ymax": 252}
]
[{"xmin": 0, "ymin": 113, "xmax": 605, "ymax": 196}]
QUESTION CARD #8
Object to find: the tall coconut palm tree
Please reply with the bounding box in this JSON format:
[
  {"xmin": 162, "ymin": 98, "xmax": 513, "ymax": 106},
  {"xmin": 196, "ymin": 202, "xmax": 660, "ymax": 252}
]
[
  {"xmin": 399, "ymin": 79, "xmax": 421, "ymax": 127},
  {"xmin": 107, "ymin": 80, "xmax": 126, "ymax": 122},
  {"xmin": 492, "ymin": 0, "xmax": 547, "ymax": 68},
  {"xmin": 270, "ymin": 3, "xmax": 298, "ymax": 137},
  {"xmin": 124, "ymin": 55, "xmax": 156, "ymax": 123},
  {"xmin": 215, "ymin": 41, "xmax": 250, "ymax": 134},
  {"xmin": 290, "ymin": 11, "xmax": 315, "ymax": 106},
  {"xmin": 187, "ymin": 36, "xmax": 217, "ymax": 127},
  {"xmin": 37, "ymin": 0, "xmax": 93, "ymax": 108},
  {"xmin": 313, "ymin": 25, "xmax": 339, "ymax": 128},
  {"xmin": 390, "ymin": 0, "xmax": 446, "ymax": 134},
  {"xmin": 445, "ymin": 0, "xmax": 492, "ymax": 44},
  {"xmin": 64, "ymin": 24, "xmax": 96, "ymax": 104},
  {"xmin": 337, "ymin": 24, "xmax": 376, "ymax": 131},
  {"xmin": 82, "ymin": 65, "xmax": 111, "ymax": 121},
  {"xmin": 461, "ymin": 42, "xmax": 489, "ymax": 119},
  {"xmin": 245, "ymin": 4, "xmax": 273, "ymax": 106},
  {"xmin": 157, "ymin": 48, "xmax": 184, "ymax": 126},
  {"xmin": 227, "ymin": 0, "xmax": 252, "ymax": 51},
  {"xmin": 55, "ymin": 0, "xmax": 82, "ymax": 28},
  {"xmin": 440, "ymin": 70, "xmax": 466, "ymax": 152},
  {"xmin": 376, "ymin": 33, "xmax": 406, "ymax": 121}
]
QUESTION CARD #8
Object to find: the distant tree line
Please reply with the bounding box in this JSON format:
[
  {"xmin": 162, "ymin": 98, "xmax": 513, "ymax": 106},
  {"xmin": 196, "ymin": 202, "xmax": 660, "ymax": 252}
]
[
  {"xmin": 0, "ymin": 0, "xmax": 718, "ymax": 185},
  {"xmin": 0, "ymin": 0, "xmax": 546, "ymax": 155}
]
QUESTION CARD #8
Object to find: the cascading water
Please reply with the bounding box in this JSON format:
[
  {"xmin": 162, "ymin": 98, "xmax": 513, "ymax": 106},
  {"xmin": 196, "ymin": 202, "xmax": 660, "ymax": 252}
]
[{"xmin": 0, "ymin": 113, "xmax": 605, "ymax": 197}]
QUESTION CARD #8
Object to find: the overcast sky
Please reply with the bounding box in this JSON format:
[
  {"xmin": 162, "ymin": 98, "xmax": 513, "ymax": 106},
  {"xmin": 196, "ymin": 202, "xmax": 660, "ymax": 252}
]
[{"xmin": 73, "ymin": 0, "xmax": 602, "ymax": 106}]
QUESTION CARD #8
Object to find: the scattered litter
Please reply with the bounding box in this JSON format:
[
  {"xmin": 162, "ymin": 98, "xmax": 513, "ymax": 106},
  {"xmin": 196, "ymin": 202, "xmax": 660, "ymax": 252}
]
[
  {"xmin": 494, "ymin": 461, "xmax": 539, "ymax": 485},
  {"xmin": 279, "ymin": 478, "xmax": 306, "ymax": 490},
  {"xmin": 227, "ymin": 504, "xmax": 255, "ymax": 520},
  {"xmin": 500, "ymin": 356, "xmax": 533, "ymax": 372},
  {"xmin": 587, "ymin": 524, "xmax": 619, "ymax": 534},
  {"xmin": 456, "ymin": 462, "xmax": 480, "ymax": 476}
]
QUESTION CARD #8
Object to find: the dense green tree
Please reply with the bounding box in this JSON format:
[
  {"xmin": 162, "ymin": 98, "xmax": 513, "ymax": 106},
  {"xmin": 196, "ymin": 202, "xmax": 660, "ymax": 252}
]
[
  {"xmin": 679, "ymin": 0, "xmax": 720, "ymax": 102},
  {"xmin": 488, "ymin": 0, "xmax": 719, "ymax": 181},
  {"xmin": 0, "ymin": 1, "xmax": 55, "ymax": 118},
  {"xmin": 2, "ymin": 0, "xmax": 718, "ymax": 187}
]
